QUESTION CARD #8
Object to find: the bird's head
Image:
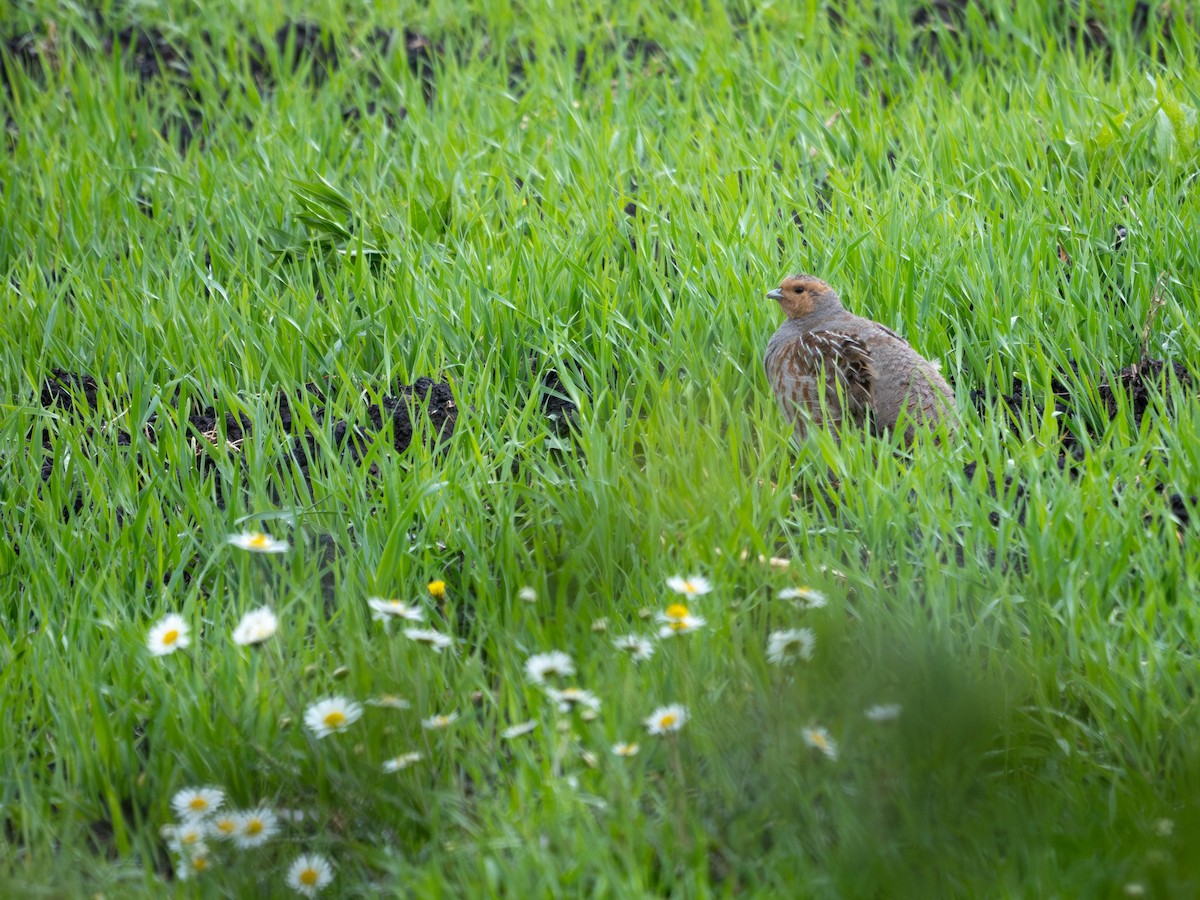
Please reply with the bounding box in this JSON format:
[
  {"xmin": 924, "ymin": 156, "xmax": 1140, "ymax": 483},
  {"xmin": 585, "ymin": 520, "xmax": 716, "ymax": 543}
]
[{"xmin": 767, "ymin": 274, "xmax": 841, "ymax": 319}]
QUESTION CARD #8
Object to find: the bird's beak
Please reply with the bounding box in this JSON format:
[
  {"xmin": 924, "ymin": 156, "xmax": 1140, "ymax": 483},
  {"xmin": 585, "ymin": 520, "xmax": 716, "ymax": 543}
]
[{"xmin": 766, "ymin": 289, "xmax": 784, "ymax": 301}]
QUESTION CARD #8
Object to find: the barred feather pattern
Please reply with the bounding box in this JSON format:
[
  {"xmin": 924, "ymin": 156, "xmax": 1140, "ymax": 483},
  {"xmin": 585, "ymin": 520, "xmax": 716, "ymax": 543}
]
[{"xmin": 765, "ymin": 316, "xmax": 955, "ymax": 444}]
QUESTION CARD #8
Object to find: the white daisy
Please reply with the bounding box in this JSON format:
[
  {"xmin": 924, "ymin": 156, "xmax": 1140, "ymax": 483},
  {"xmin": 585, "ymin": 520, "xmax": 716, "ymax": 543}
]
[
  {"xmin": 524, "ymin": 651, "xmax": 575, "ymax": 684},
  {"xmin": 382, "ymin": 752, "xmax": 423, "ymax": 772},
  {"xmin": 148, "ymin": 614, "xmax": 190, "ymax": 656},
  {"xmin": 227, "ymin": 531, "xmax": 289, "ymax": 554},
  {"xmin": 175, "ymin": 842, "xmax": 214, "ymax": 880},
  {"xmin": 208, "ymin": 812, "xmax": 239, "ymax": 840},
  {"xmin": 548, "ymin": 687, "xmax": 601, "ymax": 714},
  {"xmin": 803, "ymin": 726, "xmax": 838, "ymax": 760},
  {"xmin": 612, "ymin": 635, "xmax": 655, "ymax": 662},
  {"xmin": 231, "ymin": 807, "xmax": 278, "ymax": 849},
  {"xmin": 777, "ymin": 586, "xmax": 827, "ymax": 609},
  {"xmin": 366, "ymin": 695, "xmax": 411, "ymax": 710},
  {"xmin": 402, "ymin": 627, "xmax": 453, "ymax": 652},
  {"xmin": 612, "ymin": 742, "xmax": 640, "ymax": 757},
  {"xmin": 304, "ymin": 697, "xmax": 363, "ymax": 738},
  {"xmin": 645, "ymin": 704, "xmax": 688, "ymax": 735},
  {"xmin": 667, "ymin": 574, "xmax": 712, "ymax": 597},
  {"xmin": 422, "ymin": 712, "xmax": 459, "ymax": 730},
  {"xmin": 171, "ymin": 786, "xmax": 224, "ymax": 820},
  {"xmin": 232, "ymin": 607, "xmax": 278, "ymax": 645},
  {"xmin": 864, "ymin": 703, "xmax": 902, "ymax": 722},
  {"xmin": 656, "ymin": 603, "xmax": 706, "ymax": 638},
  {"xmin": 168, "ymin": 820, "xmax": 208, "ymax": 852},
  {"xmin": 766, "ymin": 628, "xmax": 816, "ymax": 665},
  {"xmin": 500, "ymin": 720, "xmax": 538, "ymax": 739},
  {"xmin": 366, "ymin": 597, "xmax": 425, "ymax": 622},
  {"xmin": 286, "ymin": 853, "xmax": 333, "ymax": 896}
]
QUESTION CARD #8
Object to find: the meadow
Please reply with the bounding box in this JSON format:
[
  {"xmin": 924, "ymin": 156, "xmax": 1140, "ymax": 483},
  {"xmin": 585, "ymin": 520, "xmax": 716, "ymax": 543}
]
[{"xmin": 2, "ymin": 0, "xmax": 1199, "ymax": 895}]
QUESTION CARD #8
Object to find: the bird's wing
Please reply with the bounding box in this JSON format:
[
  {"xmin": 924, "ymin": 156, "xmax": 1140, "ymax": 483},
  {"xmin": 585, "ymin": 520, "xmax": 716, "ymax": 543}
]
[
  {"xmin": 875, "ymin": 323, "xmax": 903, "ymax": 342},
  {"xmin": 765, "ymin": 330, "xmax": 875, "ymax": 425}
]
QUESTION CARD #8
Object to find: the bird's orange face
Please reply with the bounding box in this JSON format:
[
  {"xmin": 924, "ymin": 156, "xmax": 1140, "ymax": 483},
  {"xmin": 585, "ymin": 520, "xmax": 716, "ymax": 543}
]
[{"xmin": 766, "ymin": 275, "xmax": 837, "ymax": 318}]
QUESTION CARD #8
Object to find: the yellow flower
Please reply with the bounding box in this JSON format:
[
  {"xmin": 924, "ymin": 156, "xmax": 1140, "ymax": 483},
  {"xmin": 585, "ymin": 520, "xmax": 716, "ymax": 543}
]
[
  {"xmin": 656, "ymin": 604, "xmax": 705, "ymax": 637},
  {"xmin": 427, "ymin": 580, "xmax": 447, "ymax": 600}
]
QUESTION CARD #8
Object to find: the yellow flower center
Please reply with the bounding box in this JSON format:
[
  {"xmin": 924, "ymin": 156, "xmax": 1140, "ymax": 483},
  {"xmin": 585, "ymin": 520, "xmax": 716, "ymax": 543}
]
[
  {"xmin": 324, "ymin": 711, "xmax": 346, "ymax": 728},
  {"xmin": 187, "ymin": 796, "xmax": 207, "ymax": 811},
  {"xmin": 192, "ymin": 856, "xmax": 209, "ymax": 871},
  {"xmin": 182, "ymin": 831, "xmax": 200, "ymax": 845},
  {"xmin": 660, "ymin": 714, "xmax": 677, "ymax": 728},
  {"xmin": 300, "ymin": 869, "xmax": 319, "ymax": 886},
  {"xmin": 245, "ymin": 819, "xmax": 263, "ymax": 836},
  {"xmin": 435, "ymin": 716, "xmax": 449, "ymax": 726},
  {"xmin": 809, "ymin": 732, "xmax": 828, "ymax": 749},
  {"xmin": 217, "ymin": 819, "xmax": 236, "ymax": 833},
  {"xmin": 248, "ymin": 533, "xmax": 268, "ymax": 548},
  {"xmin": 665, "ymin": 603, "xmax": 689, "ymax": 620},
  {"xmin": 163, "ymin": 629, "xmax": 180, "ymax": 646}
]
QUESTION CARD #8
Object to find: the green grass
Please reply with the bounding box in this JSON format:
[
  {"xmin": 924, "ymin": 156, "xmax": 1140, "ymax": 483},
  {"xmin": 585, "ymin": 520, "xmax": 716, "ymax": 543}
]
[{"xmin": 2, "ymin": 0, "xmax": 1199, "ymax": 895}]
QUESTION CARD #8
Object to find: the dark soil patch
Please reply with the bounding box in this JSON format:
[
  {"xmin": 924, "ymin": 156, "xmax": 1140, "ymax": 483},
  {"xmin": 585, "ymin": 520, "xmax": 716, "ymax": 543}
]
[
  {"xmin": 35, "ymin": 371, "xmax": 462, "ymax": 512},
  {"xmin": 107, "ymin": 25, "xmax": 192, "ymax": 82},
  {"xmin": 969, "ymin": 356, "xmax": 1192, "ymax": 456},
  {"xmin": 403, "ymin": 28, "xmax": 440, "ymax": 106}
]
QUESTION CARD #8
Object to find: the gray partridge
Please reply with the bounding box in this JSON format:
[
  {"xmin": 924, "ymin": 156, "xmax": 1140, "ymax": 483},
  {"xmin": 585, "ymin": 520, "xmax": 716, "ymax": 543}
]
[{"xmin": 764, "ymin": 274, "xmax": 955, "ymax": 443}]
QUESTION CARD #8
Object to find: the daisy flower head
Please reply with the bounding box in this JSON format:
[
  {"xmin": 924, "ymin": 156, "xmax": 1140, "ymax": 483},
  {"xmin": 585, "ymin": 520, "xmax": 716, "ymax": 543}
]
[
  {"xmin": 613, "ymin": 634, "xmax": 655, "ymax": 662},
  {"xmin": 382, "ymin": 752, "xmax": 423, "ymax": 772},
  {"xmin": 548, "ymin": 687, "xmax": 601, "ymax": 714},
  {"xmin": 232, "ymin": 807, "xmax": 279, "ymax": 849},
  {"xmin": 403, "ymin": 627, "xmax": 453, "ymax": 652},
  {"xmin": 148, "ymin": 613, "xmax": 190, "ymax": 657},
  {"xmin": 612, "ymin": 742, "xmax": 640, "ymax": 757},
  {"xmin": 367, "ymin": 597, "xmax": 425, "ymax": 622},
  {"xmin": 777, "ymin": 586, "xmax": 827, "ymax": 610},
  {"xmin": 517, "ymin": 586, "xmax": 538, "ymax": 603},
  {"xmin": 656, "ymin": 603, "xmax": 706, "ymax": 638},
  {"xmin": 366, "ymin": 695, "xmax": 411, "ymax": 710},
  {"xmin": 667, "ymin": 574, "xmax": 712, "ymax": 597},
  {"xmin": 227, "ymin": 531, "xmax": 289, "ymax": 554},
  {"xmin": 171, "ymin": 786, "xmax": 224, "ymax": 820},
  {"xmin": 422, "ymin": 712, "xmax": 459, "ymax": 730},
  {"xmin": 500, "ymin": 720, "xmax": 538, "ymax": 739},
  {"xmin": 864, "ymin": 703, "xmax": 902, "ymax": 722},
  {"xmin": 175, "ymin": 843, "xmax": 214, "ymax": 880},
  {"xmin": 803, "ymin": 726, "xmax": 839, "ymax": 760},
  {"xmin": 170, "ymin": 820, "xmax": 209, "ymax": 851},
  {"xmin": 645, "ymin": 704, "xmax": 688, "ymax": 735},
  {"xmin": 287, "ymin": 853, "xmax": 334, "ymax": 897},
  {"xmin": 304, "ymin": 696, "xmax": 363, "ymax": 738},
  {"xmin": 209, "ymin": 812, "xmax": 239, "ymax": 840},
  {"xmin": 767, "ymin": 628, "xmax": 816, "ymax": 665},
  {"xmin": 525, "ymin": 650, "xmax": 575, "ymax": 684},
  {"xmin": 232, "ymin": 607, "xmax": 278, "ymax": 646},
  {"xmin": 427, "ymin": 580, "xmax": 447, "ymax": 600}
]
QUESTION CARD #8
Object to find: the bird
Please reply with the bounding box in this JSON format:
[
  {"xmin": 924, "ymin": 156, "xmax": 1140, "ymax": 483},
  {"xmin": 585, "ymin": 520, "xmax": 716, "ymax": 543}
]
[{"xmin": 764, "ymin": 273, "xmax": 956, "ymax": 444}]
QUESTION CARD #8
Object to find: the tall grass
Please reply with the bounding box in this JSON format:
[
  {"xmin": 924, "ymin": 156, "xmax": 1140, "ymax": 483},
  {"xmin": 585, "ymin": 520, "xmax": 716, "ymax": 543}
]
[{"xmin": 2, "ymin": 0, "xmax": 1198, "ymax": 895}]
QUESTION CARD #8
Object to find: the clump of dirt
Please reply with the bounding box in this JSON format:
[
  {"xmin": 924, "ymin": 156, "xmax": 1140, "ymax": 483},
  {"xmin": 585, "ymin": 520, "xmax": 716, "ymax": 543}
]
[
  {"xmin": 969, "ymin": 355, "xmax": 1192, "ymax": 457},
  {"xmin": 106, "ymin": 25, "xmax": 192, "ymax": 81},
  {"xmin": 36, "ymin": 370, "xmax": 461, "ymax": 498}
]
